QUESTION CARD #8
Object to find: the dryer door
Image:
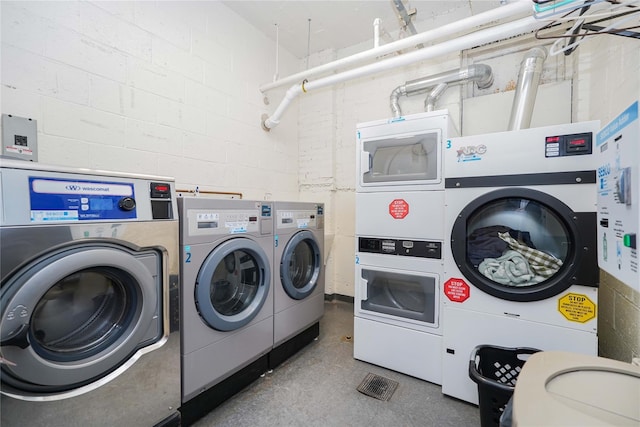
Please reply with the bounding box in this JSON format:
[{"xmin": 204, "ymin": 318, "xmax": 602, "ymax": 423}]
[
  {"xmin": 450, "ymin": 188, "xmax": 597, "ymax": 302},
  {"xmin": 0, "ymin": 243, "xmax": 161, "ymax": 396},
  {"xmin": 280, "ymin": 230, "xmax": 321, "ymax": 300},
  {"xmin": 195, "ymin": 238, "xmax": 270, "ymax": 332},
  {"xmin": 359, "ymin": 129, "xmax": 442, "ymax": 190}
]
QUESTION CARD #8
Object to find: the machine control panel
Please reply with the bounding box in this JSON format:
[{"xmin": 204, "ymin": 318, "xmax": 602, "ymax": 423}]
[
  {"xmin": 0, "ymin": 161, "xmax": 178, "ymax": 225},
  {"xmin": 359, "ymin": 237, "xmax": 442, "ymax": 259},
  {"xmin": 545, "ymin": 132, "xmax": 593, "ymax": 157},
  {"xmin": 188, "ymin": 209, "xmax": 262, "ymax": 236},
  {"xmin": 277, "ymin": 210, "xmax": 318, "ymax": 230},
  {"xmin": 28, "ymin": 176, "xmax": 138, "ymax": 222}
]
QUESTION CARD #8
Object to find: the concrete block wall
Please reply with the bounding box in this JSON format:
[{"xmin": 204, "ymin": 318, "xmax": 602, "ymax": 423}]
[
  {"xmin": 1, "ymin": 1, "xmax": 300, "ymax": 200},
  {"xmin": 576, "ymin": 35, "xmax": 640, "ymax": 363}
]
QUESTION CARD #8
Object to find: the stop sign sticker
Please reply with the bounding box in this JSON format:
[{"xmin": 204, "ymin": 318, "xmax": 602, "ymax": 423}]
[
  {"xmin": 389, "ymin": 199, "xmax": 409, "ymax": 219},
  {"xmin": 444, "ymin": 278, "xmax": 470, "ymax": 302}
]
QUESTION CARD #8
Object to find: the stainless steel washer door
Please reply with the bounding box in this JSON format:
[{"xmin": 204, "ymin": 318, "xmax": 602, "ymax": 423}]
[
  {"xmin": 0, "ymin": 243, "xmax": 161, "ymax": 396},
  {"xmin": 280, "ymin": 231, "xmax": 321, "ymax": 300},
  {"xmin": 195, "ymin": 238, "xmax": 270, "ymax": 332}
]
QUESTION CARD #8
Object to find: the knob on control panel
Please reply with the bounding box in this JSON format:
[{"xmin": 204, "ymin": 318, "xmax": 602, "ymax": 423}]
[{"xmin": 118, "ymin": 197, "xmax": 136, "ymax": 211}]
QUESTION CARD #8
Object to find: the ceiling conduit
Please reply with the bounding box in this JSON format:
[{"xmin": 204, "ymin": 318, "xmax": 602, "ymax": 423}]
[
  {"xmin": 259, "ymin": 0, "xmax": 531, "ymax": 93},
  {"xmin": 508, "ymin": 46, "xmax": 548, "ymax": 130},
  {"xmin": 389, "ymin": 64, "xmax": 494, "ymax": 117},
  {"xmin": 261, "ymin": 15, "xmax": 545, "ymax": 131}
]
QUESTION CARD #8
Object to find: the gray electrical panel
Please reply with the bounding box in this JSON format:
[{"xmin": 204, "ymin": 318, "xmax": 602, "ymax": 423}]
[{"xmin": 2, "ymin": 114, "xmax": 38, "ymax": 161}]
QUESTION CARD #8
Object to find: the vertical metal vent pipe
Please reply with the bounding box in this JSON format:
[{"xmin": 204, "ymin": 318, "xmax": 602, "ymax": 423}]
[
  {"xmin": 508, "ymin": 46, "xmax": 548, "ymax": 130},
  {"xmin": 389, "ymin": 64, "xmax": 493, "ymax": 117}
]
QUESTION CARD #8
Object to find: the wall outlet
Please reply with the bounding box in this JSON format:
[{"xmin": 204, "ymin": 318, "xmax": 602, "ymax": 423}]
[{"xmin": 632, "ymin": 357, "xmax": 640, "ymax": 367}]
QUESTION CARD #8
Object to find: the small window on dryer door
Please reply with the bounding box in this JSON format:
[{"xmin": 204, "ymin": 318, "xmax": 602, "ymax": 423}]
[
  {"xmin": 362, "ymin": 132, "xmax": 439, "ymax": 184},
  {"xmin": 360, "ymin": 268, "xmax": 437, "ymax": 325}
]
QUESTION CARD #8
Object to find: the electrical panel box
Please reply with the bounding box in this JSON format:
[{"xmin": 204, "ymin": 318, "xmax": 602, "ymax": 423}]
[
  {"xmin": 596, "ymin": 101, "xmax": 639, "ymax": 291},
  {"xmin": 2, "ymin": 114, "xmax": 38, "ymax": 161}
]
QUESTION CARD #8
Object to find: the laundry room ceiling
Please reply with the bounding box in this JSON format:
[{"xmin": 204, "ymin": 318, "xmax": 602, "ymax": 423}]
[{"xmin": 222, "ymin": 1, "xmax": 509, "ymax": 59}]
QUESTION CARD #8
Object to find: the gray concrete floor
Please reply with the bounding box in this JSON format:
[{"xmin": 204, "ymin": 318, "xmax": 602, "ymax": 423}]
[{"xmin": 194, "ymin": 300, "xmax": 480, "ymax": 427}]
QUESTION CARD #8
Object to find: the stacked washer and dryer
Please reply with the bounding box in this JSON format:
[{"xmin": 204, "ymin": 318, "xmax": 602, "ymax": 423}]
[
  {"xmin": 353, "ymin": 110, "xmax": 457, "ymax": 384},
  {"xmin": 441, "ymin": 121, "xmax": 601, "ymax": 404},
  {"xmin": 0, "ymin": 160, "xmax": 181, "ymax": 426}
]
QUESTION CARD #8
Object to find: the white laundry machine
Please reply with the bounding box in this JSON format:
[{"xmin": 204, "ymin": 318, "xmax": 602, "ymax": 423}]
[
  {"xmin": 356, "ymin": 109, "xmax": 457, "ymax": 194},
  {"xmin": 354, "ymin": 237, "xmax": 444, "ymax": 384},
  {"xmin": 0, "ymin": 159, "xmax": 180, "ymax": 426},
  {"xmin": 356, "ymin": 110, "xmax": 457, "ymax": 239},
  {"xmin": 353, "ymin": 111, "xmax": 455, "ymax": 384},
  {"xmin": 441, "ymin": 121, "xmax": 601, "ymax": 404},
  {"xmin": 270, "ymin": 201, "xmax": 324, "ymax": 369},
  {"xmin": 177, "ymin": 197, "xmax": 273, "ymax": 425}
]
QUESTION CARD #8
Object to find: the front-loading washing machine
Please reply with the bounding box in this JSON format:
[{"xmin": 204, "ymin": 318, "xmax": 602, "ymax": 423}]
[
  {"xmin": 177, "ymin": 197, "xmax": 273, "ymax": 425},
  {"xmin": 0, "ymin": 159, "xmax": 180, "ymax": 426},
  {"xmin": 441, "ymin": 121, "xmax": 601, "ymax": 404},
  {"xmin": 270, "ymin": 201, "xmax": 325, "ymax": 369}
]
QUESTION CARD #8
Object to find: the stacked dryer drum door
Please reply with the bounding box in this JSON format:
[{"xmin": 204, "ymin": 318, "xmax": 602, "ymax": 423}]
[
  {"xmin": 353, "ymin": 110, "xmax": 457, "ymax": 385},
  {"xmin": 441, "ymin": 121, "xmax": 601, "ymax": 405},
  {"xmin": 177, "ymin": 198, "xmax": 273, "ymax": 425},
  {"xmin": 270, "ymin": 202, "xmax": 325, "ymax": 369},
  {"xmin": 0, "ymin": 159, "xmax": 180, "ymax": 427}
]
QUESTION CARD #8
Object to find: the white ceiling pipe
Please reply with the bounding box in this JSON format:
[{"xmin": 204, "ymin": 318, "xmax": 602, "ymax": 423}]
[
  {"xmin": 259, "ymin": 0, "xmax": 532, "ymax": 93},
  {"xmin": 262, "ymin": 16, "xmax": 543, "ymax": 131}
]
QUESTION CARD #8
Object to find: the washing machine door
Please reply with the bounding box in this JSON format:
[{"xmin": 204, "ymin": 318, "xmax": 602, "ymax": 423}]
[
  {"xmin": 280, "ymin": 230, "xmax": 321, "ymax": 300},
  {"xmin": 0, "ymin": 243, "xmax": 161, "ymax": 396},
  {"xmin": 195, "ymin": 238, "xmax": 270, "ymax": 332},
  {"xmin": 450, "ymin": 188, "xmax": 597, "ymax": 302}
]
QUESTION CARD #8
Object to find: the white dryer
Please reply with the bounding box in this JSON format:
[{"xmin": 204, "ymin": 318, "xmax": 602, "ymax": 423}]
[
  {"xmin": 270, "ymin": 202, "xmax": 324, "ymax": 368},
  {"xmin": 441, "ymin": 121, "xmax": 601, "ymax": 405},
  {"xmin": 178, "ymin": 198, "xmax": 273, "ymax": 424},
  {"xmin": 356, "ymin": 110, "xmax": 457, "ymax": 239},
  {"xmin": 0, "ymin": 160, "xmax": 180, "ymax": 426},
  {"xmin": 354, "ymin": 237, "xmax": 444, "ymax": 384}
]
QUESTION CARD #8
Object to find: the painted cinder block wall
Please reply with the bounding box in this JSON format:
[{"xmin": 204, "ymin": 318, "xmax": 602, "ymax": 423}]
[{"xmin": 1, "ymin": 1, "xmax": 300, "ymax": 201}]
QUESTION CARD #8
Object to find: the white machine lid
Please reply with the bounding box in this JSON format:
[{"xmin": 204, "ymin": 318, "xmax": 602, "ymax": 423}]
[{"xmin": 513, "ymin": 351, "xmax": 640, "ymax": 427}]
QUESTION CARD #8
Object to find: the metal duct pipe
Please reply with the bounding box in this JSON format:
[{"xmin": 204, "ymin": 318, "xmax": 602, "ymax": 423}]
[
  {"xmin": 508, "ymin": 46, "xmax": 548, "ymax": 130},
  {"xmin": 389, "ymin": 63, "xmax": 494, "ymax": 117},
  {"xmin": 262, "ymin": 16, "xmax": 542, "ymax": 131},
  {"xmin": 425, "ymin": 82, "xmax": 449, "ymax": 112}
]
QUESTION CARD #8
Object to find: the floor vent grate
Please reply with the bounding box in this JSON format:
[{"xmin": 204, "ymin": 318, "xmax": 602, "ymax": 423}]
[{"xmin": 356, "ymin": 373, "xmax": 399, "ymax": 401}]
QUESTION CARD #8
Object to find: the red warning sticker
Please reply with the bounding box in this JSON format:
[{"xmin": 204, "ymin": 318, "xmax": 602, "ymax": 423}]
[
  {"xmin": 444, "ymin": 278, "xmax": 470, "ymax": 303},
  {"xmin": 389, "ymin": 199, "xmax": 409, "ymax": 219}
]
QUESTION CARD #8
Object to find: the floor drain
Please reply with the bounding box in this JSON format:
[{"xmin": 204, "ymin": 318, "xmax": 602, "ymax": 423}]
[{"xmin": 356, "ymin": 373, "xmax": 399, "ymax": 401}]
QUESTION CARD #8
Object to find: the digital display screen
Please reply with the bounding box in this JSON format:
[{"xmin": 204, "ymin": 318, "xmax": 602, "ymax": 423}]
[
  {"xmin": 198, "ymin": 221, "xmax": 218, "ymax": 229},
  {"xmin": 90, "ymin": 198, "xmax": 114, "ymax": 211}
]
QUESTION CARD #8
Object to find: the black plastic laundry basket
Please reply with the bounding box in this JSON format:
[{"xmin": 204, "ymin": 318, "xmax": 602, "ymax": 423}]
[{"xmin": 469, "ymin": 345, "xmax": 540, "ymax": 427}]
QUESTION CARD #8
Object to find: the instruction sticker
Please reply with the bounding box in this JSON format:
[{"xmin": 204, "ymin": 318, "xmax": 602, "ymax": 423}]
[{"xmin": 558, "ymin": 293, "xmax": 596, "ymax": 323}]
